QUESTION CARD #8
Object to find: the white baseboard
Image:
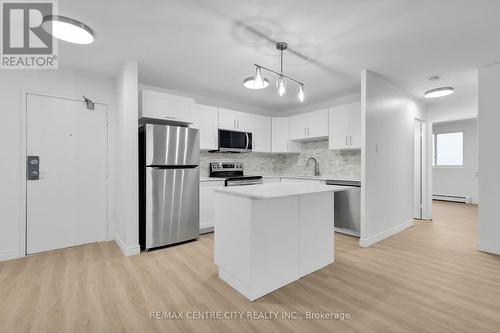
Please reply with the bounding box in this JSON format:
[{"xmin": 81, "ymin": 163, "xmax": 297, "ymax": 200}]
[
  {"xmin": 478, "ymin": 242, "xmax": 500, "ymax": 255},
  {"xmin": 359, "ymin": 220, "xmax": 414, "ymax": 248},
  {"xmin": 200, "ymin": 225, "xmax": 214, "ymax": 234},
  {"xmin": 0, "ymin": 249, "xmax": 21, "ymax": 262},
  {"xmin": 114, "ymin": 233, "xmax": 140, "ymax": 256}
]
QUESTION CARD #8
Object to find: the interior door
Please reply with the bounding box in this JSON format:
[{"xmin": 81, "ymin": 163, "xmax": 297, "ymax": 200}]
[
  {"xmin": 414, "ymin": 120, "xmax": 423, "ymax": 219},
  {"xmin": 26, "ymin": 94, "xmax": 108, "ymax": 254}
]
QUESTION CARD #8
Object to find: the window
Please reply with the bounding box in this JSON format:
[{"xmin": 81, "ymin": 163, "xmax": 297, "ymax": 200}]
[{"xmin": 432, "ymin": 132, "xmax": 464, "ymax": 167}]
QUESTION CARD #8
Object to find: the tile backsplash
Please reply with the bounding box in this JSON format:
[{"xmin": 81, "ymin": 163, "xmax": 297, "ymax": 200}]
[{"xmin": 200, "ymin": 139, "xmax": 361, "ymax": 180}]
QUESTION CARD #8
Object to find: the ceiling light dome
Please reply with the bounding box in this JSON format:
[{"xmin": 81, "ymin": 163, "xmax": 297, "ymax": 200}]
[
  {"xmin": 42, "ymin": 15, "xmax": 95, "ymax": 44},
  {"xmin": 424, "ymin": 87, "xmax": 454, "ymax": 98}
]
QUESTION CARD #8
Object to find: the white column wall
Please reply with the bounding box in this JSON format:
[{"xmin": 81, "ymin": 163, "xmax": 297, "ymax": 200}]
[
  {"xmin": 112, "ymin": 61, "xmax": 140, "ymax": 256},
  {"xmin": 360, "ymin": 71, "xmax": 426, "ymax": 247},
  {"xmin": 478, "ymin": 63, "xmax": 500, "ymax": 255}
]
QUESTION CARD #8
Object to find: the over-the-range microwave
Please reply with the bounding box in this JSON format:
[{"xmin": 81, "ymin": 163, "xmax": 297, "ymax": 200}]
[{"xmin": 212, "ymin": 129, "xmax": 252, "ymax": 153}]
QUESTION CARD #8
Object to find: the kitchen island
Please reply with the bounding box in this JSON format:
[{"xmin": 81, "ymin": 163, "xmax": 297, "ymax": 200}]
[{"xmin": 213, "ymin": 183, "xmax": 348, "ymax": 301}]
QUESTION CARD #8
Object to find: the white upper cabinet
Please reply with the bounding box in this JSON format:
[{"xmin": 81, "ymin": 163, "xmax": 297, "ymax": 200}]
[
  {"xmin": 191, "ymin": 104, "xmax": 218, "ymax": 150},
  {"xmin": 218, "ymin": 108, "xmax": 252, "ymax": 132},
  {"xmin": 250, "ymin": 114, "xmax": 272, "ymax": 153},
  {"xmin": 329, "ymin": 101, "xmax": 361, "ymax": 150},
  {"xmin": 272, "ymin": 117, "xmax": 302, "ymax": 153},
  {"xmin": 289, "ymin": 109, "xmax": 329, "ymax": 141},
  {"xmin": 140, "ymin": 89, "xmax": 194, "ymax": 123}
]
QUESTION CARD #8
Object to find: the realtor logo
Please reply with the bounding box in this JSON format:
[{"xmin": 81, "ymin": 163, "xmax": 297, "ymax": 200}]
[{"xmin": 1, "ymin": 0, "xmax": 58, "ymax": 69}]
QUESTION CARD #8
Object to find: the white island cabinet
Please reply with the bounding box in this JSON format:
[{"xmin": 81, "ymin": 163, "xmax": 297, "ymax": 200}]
[{"xmin": 213, "ymin": 183, "xmax": 338, "ymax": 301}]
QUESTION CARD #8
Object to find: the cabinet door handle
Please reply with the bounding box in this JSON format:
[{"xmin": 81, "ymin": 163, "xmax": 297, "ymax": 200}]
[
  {"xmin": 350, "ymin": 136, "xmax": 352, "ymax": 145},
  {"xmin": 345, "ymin": 136, "xmax": 348, "ymax": 145},
  {"xmin": 237, "ymin": 120, "xmax": 239, "ymax": 129},
  {"xmin": 287, "ymin": 142, "xmax": 289, "ymax": 151},
  {"xmin": 164, "ymin": 116, "xmax": 176, "ymax": 119}
]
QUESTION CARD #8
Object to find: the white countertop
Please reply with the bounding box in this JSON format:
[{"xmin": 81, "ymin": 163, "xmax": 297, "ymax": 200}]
[
  {"xmin": 214, "ymin": 183, "xmax": 352, "ymax": 199},
  {"xmin": 200, "ymin": 175, "xmax": 360, "ymax": 182},
  {"xmin": 272, "ymin": 174, "xmax": 360, "ymax": 181}
]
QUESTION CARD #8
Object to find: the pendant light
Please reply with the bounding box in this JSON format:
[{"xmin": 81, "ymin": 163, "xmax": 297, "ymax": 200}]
[
  {"xmin": 243, "ymin": 66, "xmax": 269, "ymax": 89},
  {"xmin": 298, "ymin": 84, "xmax": 305, "ymax": 102},
  {"xmin": 243, "ymin": 42, "xmax": 304, "ymax": 102},
  {"xmin": 42, "ymin": 15, "xmax": 95, "ymax": 44},
  {"xmin": 277, "ymin": 76, "xmax": 286, "ymax": 96}
]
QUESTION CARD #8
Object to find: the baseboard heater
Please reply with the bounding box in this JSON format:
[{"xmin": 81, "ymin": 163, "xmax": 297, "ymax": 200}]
[{"xmin": 432, "ymin": 194, "xmax": 470, "ymax": 204}]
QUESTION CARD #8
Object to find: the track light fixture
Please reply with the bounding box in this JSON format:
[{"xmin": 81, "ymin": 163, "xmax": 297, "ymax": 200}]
[{"xmin": 243, "ymin": 42, "xmax": 305, "ymax": 103}]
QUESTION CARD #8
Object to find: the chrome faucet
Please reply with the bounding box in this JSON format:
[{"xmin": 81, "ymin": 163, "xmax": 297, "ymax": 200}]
[{"xmin": 306, "ymin": 157, "xmax": 320, "ymax": 176}]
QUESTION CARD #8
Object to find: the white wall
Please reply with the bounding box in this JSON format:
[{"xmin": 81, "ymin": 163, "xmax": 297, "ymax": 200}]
[
  {"xmin": 360, "ymin": 71, "xmax": 426, "ymax": 247},
  {"xmin": 478, "ymin": 63, "xmax": 500, "ymax": 255},
  {"xmin": 112, "ymin": 61, "xmax": 140, "ymax": 256},
  {"xmin": 426, "ymin": 94, "xmax": 478, "ymax": 123},
  {"xmin": 0, "ymin": 68, "xmax": 115, "ymax": 261},
  {"xmin": 432, "ymin": 119, "xmax": 479, "ymax": 204}
]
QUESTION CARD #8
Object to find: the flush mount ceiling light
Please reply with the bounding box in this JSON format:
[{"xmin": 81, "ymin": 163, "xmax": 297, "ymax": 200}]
[
  {"xmin": 243, "ymin": 42, "xmax": 305, "ymax": 103},
  {"xmin": 42, "ymin": 15, "xmax": 95, "ymax": 44},
  {"xmin": 424, "ymin": 87, "xmax": 454, "ymax": 98}
]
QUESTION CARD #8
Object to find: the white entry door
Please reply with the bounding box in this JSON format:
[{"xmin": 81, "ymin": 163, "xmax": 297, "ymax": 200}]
[{"xmin": 26, "ymin": 94, "xmax": 108, "ymax": 254}]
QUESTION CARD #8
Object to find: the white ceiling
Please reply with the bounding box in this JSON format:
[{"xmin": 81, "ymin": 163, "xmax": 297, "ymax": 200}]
[{"xmin": 58, "ymin": 0, "xmax": 499, "ymax": 111}]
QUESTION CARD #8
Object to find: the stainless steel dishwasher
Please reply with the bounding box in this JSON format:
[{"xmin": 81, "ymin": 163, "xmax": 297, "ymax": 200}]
[{"xmin": 326, "ymin": 180, "xmax": 361, "ymax": 237}]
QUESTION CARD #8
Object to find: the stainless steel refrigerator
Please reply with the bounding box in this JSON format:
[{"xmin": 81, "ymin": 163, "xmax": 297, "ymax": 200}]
[{"xmin": 139, "ymin": 124, "xmax": 200, "ymax": 250}]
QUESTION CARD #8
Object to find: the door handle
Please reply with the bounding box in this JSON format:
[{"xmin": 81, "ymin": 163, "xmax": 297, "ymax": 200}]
[
  {"xmin": 350, "ymin": 136, "xmax": 352, "ymax": 145},
  {"xmin": 345, "ymin": 136, "xmax": 348, "ymax": 145}
]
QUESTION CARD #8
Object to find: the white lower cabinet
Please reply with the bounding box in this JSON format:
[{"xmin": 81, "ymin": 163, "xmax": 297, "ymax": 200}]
[{"xmin": 200, "ymin": 181, "xmax": 224, "ymax": 232}]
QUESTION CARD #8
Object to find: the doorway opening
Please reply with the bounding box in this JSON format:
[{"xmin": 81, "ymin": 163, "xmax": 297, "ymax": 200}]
[{"xmin": 431, "ymin": 118, "xmax": 479, "ymax": 206}]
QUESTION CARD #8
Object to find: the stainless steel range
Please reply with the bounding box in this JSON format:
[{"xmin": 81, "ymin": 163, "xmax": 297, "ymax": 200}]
[{"xmin": 209, "ymin": 162, "xmax": 263, "ymax": 186}]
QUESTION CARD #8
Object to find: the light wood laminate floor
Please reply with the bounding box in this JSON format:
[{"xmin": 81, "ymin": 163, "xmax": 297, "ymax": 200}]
[{"xmin": 1, "ymin": 201, "xmax": 499, "ymax": 332}]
